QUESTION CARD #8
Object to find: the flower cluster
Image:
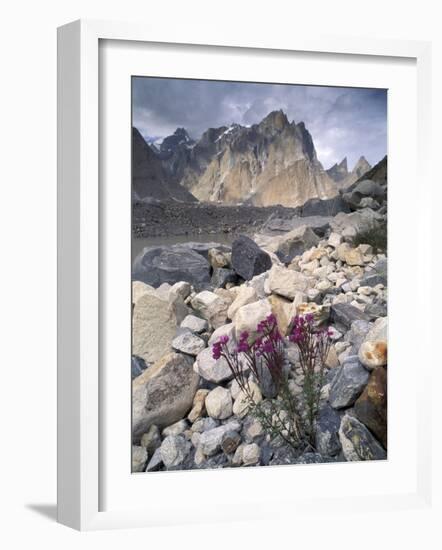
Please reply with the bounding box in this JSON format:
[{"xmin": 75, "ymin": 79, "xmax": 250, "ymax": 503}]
[
  {"xmin": 289, "ymin": 313, "xmax": 314, "ymax": 344},
  {"xmin": 210, "ymin": 312, "xmax": 333, "ymax": 449},
  {"xmin": 211, "ymin": 334, "xmax": 229, "ymax": 360},
  {"xmin": 236, "ymin": 331, "xmax": 250, "ymax": 353}
]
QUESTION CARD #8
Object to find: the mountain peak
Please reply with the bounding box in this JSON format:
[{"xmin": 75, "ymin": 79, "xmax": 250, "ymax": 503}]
[
  {"xmin": 326, "ymin": 156, "xmax": 349, "ymax": 183},
  {"xmin": 259, "ymin": 109, "xmax": 289, "ymax": 131},
  {"xmin": 352, "ymin": 155, "xmax": 371, "ymax": 176},
  {"xmin": 173, "ymin": 127, "xmax": 191, "ymax": 140},
  {"xmin": 160, "ymin": 127, "xmax": 194, "ymax": 154},
  {"xmin": 338, "ymin": 157, "xmax": 348, "ymax": 171}
]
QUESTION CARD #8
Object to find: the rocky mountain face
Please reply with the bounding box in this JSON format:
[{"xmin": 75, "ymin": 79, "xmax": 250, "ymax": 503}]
[
  {"xmin": 132, "ymin": 128, "xmax": 197, "ymax": 203},
  {"xmin": 326, "ymin": 156, "xmax": 372, "ymax": 189},
  {"xmin": 143, "ymin": 110, "xmax": 340, "ymax": 208}
]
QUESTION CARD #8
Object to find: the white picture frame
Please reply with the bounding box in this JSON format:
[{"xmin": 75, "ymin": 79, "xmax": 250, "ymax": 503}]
[{"xmin": 57, "ymin": 19, "xmax": 433, "ymax": 531}]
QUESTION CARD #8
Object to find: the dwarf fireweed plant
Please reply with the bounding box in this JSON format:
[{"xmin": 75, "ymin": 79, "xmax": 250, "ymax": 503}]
[
  {"xmin": 212, "ymin": 313, "xmax": 332, "ymax": 451},
  {"xmin": 289, "ymin": 314, "xmax": 332, "ymax": 440}
]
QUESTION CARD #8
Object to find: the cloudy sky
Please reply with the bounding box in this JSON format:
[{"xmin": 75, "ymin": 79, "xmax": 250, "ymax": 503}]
[{"xmin": 132, "ymin": 77, "xmax": 387, "ymax": 170}]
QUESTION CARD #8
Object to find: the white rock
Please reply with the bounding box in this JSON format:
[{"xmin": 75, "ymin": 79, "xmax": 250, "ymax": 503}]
[
  {"xmin": 316, "ymin": 279, "xmax": 332, "ymax": 292},
  {"xmin": 325, "ymin": 346, "xmax": 339, "ymax": 368},
  {"xmin": 180, "ymin": 314, "xmax": 208, "ymax": 334},
  {"xmin": 191, "ymin": 290, "xmax": 230, "ymax": 329},
  {"xmin": 364, "ymin": 316, "xmax": 388, "ymax": 342},
  {"xmin": 233, "ymin": 381, "xmax": 262, "ymax": 417},
  {"xmin": 187, "ymin": 389, "xmax": 209, "ymax": 423},
  {"xmin": 328, "ymin": 232, "xmax": 343, "ymax": 248},
  {"xmin": 245, "ymin": 420, "xmax": 264, "ymax": 441},
  {"xmin": 132, "ymin": 281, "xmax": 156, "ymax": 305},
  {"xmin": 268, "ymin": 265, "xmax": 312, "ymax": 299},
  {"xmin": 227, "ymin": 286, "xmax": 258, "ymax": 320},
  {"xmin": 191, "ymin": 432, "xmax": 201, "ymax": 448},
  {"xmin": 300, "ymin": 259, "xmax": 319, "ymax": 273},
  {"xmin": 337, "ymin": 243, "xmax": 365, "ymax": 266},
  {"xmin": 194, "ymin": 347, "xmax": 233, "ymax": 384},
  {"xmin": 170, "ymin": 281, "xmax": 192, "ymax": 300},
  {"xmin": 313, "ymin": 266, "xmax": 329, "ymax": 279},
  {"xmin": 160, "ymin": 435, "xmax": 191, "ymax": 468},
  {"xmin": 234, "ymin": 299, "xmax": 272, "ymax": 340},
  {"xmin": 140, "ymin": 425, "xmax": 161, "ymax": 455},
  {"xmin": 132, "ymin": 445, "xmax": 148, "ymax": 472},
  {"xmin": 242, "ymin": 443, "xmax": 260, "ymax": 466},
  {"xmin": 194, "ymin": 446, "xmax": 206, "ymax": 466},
  {"xmin": 232, "ymin": 444, "xmax": 245, "ymax": 466},
  {"xmin": 199, "ymin": 421, "xmax": 241, "ymax": 456},
  {"xmin": 335, "ymin": 341, "xmax": 352, "ymax": 354},
  {"xmin": 172, "ymin": 331, "xmax": 206, "ymax": 356},
  {"xmin": 132, "ymin": 293, "xmax": 180, "ymax": 366},
  {"xmin": 205, "ymin": 387, "xmax": 233, "ymax": 420},
  {"xmin": 230, "ymin": 379, "xmax": 242, "ymax": 400}
]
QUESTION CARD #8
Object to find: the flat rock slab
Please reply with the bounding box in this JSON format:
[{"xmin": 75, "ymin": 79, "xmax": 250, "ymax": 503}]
[
  {"xmin": 132, "ymin": 352, "xmax": 199, "ymax": 441},
  {"xmin": 132, "ymin": 244, "xmax": 211, "ymax": 290},
  {"xmin": 331, "ymin": 302, "xmax": 370, "ymax": 329},
  {"xmin": 132, "ymin": 293, "xmax": 179, "ymax": 366}
]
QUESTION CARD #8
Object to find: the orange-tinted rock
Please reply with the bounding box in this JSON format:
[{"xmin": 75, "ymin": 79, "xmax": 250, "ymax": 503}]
[
  {"xmin": 354, "ymin": 367, "xmax": 387, "ymax": 448},
  {"xmin": 358, "ymin": 339, "xmax": 387, "ymax": 370}
]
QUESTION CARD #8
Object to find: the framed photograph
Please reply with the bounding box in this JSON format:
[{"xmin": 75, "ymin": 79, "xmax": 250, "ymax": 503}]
[{"xmin": 57, "ymin": 19, "xmax": 432, "ymax": 530}]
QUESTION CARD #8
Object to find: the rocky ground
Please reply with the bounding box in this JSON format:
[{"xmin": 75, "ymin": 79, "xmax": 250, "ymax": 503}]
[
  {"xmin": 131, "ymin": 176, "xmax": 388, "ymax": 472},
  {"xmin": 132, "ymin": 195, "xmax": 351, "ymax": 239}
]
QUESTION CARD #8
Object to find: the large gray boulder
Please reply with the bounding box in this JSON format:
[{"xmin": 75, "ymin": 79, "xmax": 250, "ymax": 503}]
[
  {"xmin": 315, "ymin": 404, "xmax": 342, "ymax": 456},
  {"xmin": 132, "ymin": 244, "xmax": 211, "ymax": 290},
  {"xmin": 331, "ymin": 209, "xmax": 383, "ymax": 237},
  {"xmin": 231, "ymin": 235, "xmax": 272, "ymax": 280},
  {"xmin": 132, "ymin": 352, "xmax": 199, "ymax": 441},
  {"xmin": 331, "ymin": 303, "xmax": 370, "ymax": 329},
  {"xmin": 342, "ymin": 179, "xmax": 386, "ymax": 210},
  {"xmin": 339, "ymin": 414, "xmax": 387, "ymax": 461},
  {"xmin": 329, "ymin": 359, "xmax": 370, "ymax": 409},
  {"xmin": 256, "ymin": 225, "xmax": 320, "ymax": 264}
]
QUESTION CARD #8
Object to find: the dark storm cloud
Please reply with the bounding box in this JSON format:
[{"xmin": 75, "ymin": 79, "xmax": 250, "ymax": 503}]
[{"xmin": 132, "ymin": 77, "xmax": 387, "ymax": 169}]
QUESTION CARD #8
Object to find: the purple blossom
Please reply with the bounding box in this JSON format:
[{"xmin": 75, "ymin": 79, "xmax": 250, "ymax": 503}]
[
  {"xmin": 211, "ymin": 334, "xmax": 230, "ymax": 360},
  {"xmin": 236, "ymin": 331, "xmax": 251, "ymax": 353},
  {"xmin": 212, "ymin": 342, "xmax": 222, "ymax": 360}
]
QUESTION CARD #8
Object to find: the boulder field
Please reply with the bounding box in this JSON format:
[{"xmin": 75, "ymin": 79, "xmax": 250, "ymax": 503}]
[{"xmin": 132, "ymin": 206, "xmax": 388, "ymax": 472}]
